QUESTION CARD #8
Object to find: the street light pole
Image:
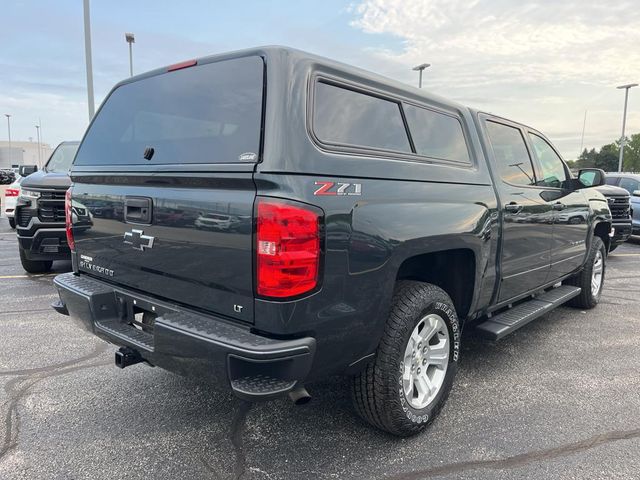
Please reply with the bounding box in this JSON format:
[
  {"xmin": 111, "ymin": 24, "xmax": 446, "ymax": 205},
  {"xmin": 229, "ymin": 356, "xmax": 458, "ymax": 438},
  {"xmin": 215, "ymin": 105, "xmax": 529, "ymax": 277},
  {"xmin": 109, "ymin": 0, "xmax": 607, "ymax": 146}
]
[
  {"xmin": 4, "ymin": 114, "xmax": 11, "ymax": 165},
  {"xmin": 617, "ymin": 83, "xmax": 638, "ymax": 172},
  {"xmin": 83, "ymin": 0, "xmax": 95, "ymax": 119},
  {"xmin": 35, "ymin": 124, "xmax": 41, "ymax": 166},
  {"xmin": 125, "ymin": 33, "xmax": 135, "ymax": 77},
  {"xmin": 412, "ymin": 63, "xmax": 431, "ymax": 88}
]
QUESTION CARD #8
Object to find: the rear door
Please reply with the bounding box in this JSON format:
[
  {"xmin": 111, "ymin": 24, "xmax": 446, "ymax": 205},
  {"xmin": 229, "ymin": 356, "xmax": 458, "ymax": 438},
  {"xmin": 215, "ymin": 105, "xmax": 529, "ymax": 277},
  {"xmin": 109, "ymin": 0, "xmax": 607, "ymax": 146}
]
[
  {"xmin": 484, "ymin": 119, "xmax": 553, "ymax": 302},
  {"xmin": 70, "ymin": 56, "xmax": 264, "ymax": 323}
]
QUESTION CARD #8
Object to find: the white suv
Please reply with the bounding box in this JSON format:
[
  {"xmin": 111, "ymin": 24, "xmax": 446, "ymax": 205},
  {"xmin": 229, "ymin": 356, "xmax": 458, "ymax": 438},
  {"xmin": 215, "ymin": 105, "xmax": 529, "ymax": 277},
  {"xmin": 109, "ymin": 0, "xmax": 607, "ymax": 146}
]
[{"xmin": 3, "ymin": 176, "xmax": 24, "ymax": 229}]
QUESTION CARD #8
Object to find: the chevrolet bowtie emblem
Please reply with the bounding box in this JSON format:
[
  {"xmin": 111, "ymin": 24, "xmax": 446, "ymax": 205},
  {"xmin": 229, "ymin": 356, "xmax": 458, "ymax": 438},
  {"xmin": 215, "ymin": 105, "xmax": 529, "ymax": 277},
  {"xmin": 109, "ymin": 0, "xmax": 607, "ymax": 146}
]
[{"xmin": 123, "ymin": 229, "xmax": 155, "ymax": 251}]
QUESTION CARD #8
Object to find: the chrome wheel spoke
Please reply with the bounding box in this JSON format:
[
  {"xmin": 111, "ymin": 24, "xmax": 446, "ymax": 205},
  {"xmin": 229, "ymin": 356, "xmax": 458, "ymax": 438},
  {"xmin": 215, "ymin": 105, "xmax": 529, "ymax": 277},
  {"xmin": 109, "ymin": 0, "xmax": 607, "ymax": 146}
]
[
  {"xmin": 419, "ymin": 317, "xmax": 439, "ymax": 342},
  {"xmin": 403, "ymin": 370, "xmax": 414, "ymax": 394},
  {"xmin": 410, "ymin": 329, "xmax": 422, "ymax": 348},
  {"xmin": 414, "ymin": 374, "xmax": 433, "ymax": 403},
  {"xmin": 427, "ymin": 349, "xmax": 448, "ymax": 369}
]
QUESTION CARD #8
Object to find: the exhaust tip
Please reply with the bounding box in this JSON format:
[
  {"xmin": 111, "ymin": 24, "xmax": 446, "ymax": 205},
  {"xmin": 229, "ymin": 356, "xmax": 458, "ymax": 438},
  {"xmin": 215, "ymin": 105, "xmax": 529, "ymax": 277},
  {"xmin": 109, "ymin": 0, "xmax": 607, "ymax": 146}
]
[{"xmin": 288, "ymin": 385, "xmax": 311, "ymax": 405}]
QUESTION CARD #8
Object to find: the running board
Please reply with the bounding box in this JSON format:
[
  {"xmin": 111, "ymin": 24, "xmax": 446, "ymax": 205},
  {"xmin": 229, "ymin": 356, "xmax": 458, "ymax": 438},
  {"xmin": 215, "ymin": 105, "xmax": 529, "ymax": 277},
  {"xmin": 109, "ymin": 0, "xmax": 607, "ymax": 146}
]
[{"xmin": 475, "ymin": 285, "xmax": 581, "ymax": 341}]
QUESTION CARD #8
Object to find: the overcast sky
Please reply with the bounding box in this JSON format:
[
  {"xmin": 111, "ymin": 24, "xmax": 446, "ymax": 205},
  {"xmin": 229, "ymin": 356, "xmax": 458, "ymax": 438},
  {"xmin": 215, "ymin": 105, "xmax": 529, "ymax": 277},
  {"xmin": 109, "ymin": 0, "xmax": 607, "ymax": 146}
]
[{"xmin": 1, "ymin": 0, "xmax": 638, "ymax": 159}]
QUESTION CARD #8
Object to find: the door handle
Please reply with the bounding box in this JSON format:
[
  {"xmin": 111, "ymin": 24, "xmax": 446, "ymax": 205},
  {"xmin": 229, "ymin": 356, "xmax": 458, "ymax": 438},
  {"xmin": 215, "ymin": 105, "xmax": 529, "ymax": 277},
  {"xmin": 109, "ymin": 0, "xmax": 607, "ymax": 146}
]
[
  {"xmin": 552, "ymin": 202, "xmax": 566, "ymax": 211},
  {"xmin": 125, "ymin": 197, "xmax": 153, "ymax": 224},
  {"xmin": 505, "ymin": 202, "xmax": 523, "ymax": 214}
]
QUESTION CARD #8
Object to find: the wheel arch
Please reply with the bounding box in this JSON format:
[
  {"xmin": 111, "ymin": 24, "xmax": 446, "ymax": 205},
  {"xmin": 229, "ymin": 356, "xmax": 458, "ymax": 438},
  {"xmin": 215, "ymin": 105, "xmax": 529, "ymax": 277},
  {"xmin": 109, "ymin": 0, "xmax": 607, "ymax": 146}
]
[
  {"xmin": 395, "ymin": 248, "xmax": 477, "ymax": 322},
  {"xmin": 593, "ymin": 220, "xmax": 612, "ymax": 253}
]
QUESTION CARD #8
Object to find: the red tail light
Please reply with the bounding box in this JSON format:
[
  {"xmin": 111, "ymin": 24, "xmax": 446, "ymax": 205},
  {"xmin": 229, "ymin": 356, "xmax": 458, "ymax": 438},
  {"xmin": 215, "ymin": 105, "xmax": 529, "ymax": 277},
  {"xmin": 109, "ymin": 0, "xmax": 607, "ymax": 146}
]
[
  {"xmin": 4, "ymin": 188, "xmax": 19, "ymax": 197},
  {"xmin": 256, "ymin": 200, "xmax": 321, "ymax": 298},
  {"xmin": 65, "ymin": 188, "xmax": 75, "ymax": 252}
]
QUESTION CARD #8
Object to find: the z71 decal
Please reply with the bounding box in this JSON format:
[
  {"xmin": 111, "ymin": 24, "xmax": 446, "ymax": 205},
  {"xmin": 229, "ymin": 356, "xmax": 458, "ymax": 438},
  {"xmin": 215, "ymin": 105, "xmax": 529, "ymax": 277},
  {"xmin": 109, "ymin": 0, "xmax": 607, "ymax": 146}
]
[{"xmin": 313, "ymin": 181, "xmax": 362, "ymax": 196}]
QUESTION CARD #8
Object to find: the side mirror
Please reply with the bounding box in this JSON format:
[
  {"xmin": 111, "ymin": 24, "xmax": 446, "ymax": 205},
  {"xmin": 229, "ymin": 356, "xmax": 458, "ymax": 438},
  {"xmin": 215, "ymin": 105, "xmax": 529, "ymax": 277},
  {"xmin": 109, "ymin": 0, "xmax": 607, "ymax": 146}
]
[
  {"xmin": 19, "ymin": 165, "xmax": 38, "ymax": 177},
  {"xmin": 633, "ymin": 190, "xmax": 640, "ymax": 197},
  {"xmin": 578, "ymin": 168, "xmax": 606, "ymax": 187}
]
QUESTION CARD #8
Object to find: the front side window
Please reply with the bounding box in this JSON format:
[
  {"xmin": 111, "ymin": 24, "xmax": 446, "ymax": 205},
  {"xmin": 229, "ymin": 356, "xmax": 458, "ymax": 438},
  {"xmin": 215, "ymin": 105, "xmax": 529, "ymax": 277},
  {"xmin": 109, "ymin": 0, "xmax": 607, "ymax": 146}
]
[
  {"xmin": 529, "ymin": 133, "xmax": 568, "ymax": 188},
  {"xmin": 403, "ymin": 105, "xmax": 470, "ymax": 163},
  {"xmin": 619, "ymin": 177, "xmax": 640, "ymax": 194},
  {"xmin": 485, "ymin": 121, "xmax": 535, "ymax": 186},
  {"xmin": 313, "ymin": 82, "xmax": 412, "ymax": 153}
]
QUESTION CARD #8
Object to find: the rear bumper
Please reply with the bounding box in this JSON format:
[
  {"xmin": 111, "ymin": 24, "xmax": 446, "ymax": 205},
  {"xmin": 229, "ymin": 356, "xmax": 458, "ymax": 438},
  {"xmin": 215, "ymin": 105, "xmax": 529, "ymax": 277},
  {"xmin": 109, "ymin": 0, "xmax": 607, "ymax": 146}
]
[{"xmin": 52, "ymin": 272, "xmax": 316, "ymax": 401}]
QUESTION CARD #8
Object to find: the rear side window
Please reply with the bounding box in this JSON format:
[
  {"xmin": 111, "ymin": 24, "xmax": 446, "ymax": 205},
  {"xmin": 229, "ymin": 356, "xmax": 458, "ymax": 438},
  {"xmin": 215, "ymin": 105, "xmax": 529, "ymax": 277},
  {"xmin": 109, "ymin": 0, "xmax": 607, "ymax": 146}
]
[
  {"xmin": 404, "ymin": 105, "xmax": 470, "ymax": 163},
  {"xmin": 313, "ymin": 82, "xmax": 411, "ymax": 153},
  {"xmin": 485, "ymin": 121, "xmax": 535, "ymax": 186},
  {"xmin": 75, "ymin": 56, "xmax": 264, "ymax": 166}
]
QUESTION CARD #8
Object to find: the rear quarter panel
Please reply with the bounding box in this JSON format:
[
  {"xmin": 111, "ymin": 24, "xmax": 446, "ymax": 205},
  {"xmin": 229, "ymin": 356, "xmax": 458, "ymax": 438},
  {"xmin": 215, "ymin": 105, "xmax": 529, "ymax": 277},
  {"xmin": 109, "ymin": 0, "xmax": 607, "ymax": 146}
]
[{"xmin": 253, "ymin": 174, "xmax": 498, "ymax": 379}]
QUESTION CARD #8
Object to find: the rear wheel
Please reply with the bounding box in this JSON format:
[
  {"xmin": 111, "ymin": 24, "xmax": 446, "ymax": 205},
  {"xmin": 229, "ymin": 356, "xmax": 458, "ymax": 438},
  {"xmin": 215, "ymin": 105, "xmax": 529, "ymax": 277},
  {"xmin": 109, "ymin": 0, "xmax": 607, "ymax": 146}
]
[
  {"xmin": 351, "ymin": 281, "xmax": 460, "ymax": 436},
  {"xmin": 565, "ymin": 236, "xmax": 605, "ymax": 309},
  {"xmin": 19, "ymin": 246, "xmax": 53, "ymax": 274},
  {"xmin": 8, "ymin": 217, "xmax": 15, "ymax": 229}
]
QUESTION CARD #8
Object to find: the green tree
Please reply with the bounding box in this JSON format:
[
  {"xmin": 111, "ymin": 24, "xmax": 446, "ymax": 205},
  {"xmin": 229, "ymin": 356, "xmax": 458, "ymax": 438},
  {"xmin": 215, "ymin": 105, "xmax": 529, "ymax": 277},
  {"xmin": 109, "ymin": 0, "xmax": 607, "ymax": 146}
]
[
  {"xmin": 575, "ymin": 148, "xmax": 597, "ymax": 168},
  {"xmin": 595, "ymin": 143, "xmax": 619, "ymax": 172},
  {"xmin": 622, "ymin": 133, "xmax": 640, "ymax": 172}
]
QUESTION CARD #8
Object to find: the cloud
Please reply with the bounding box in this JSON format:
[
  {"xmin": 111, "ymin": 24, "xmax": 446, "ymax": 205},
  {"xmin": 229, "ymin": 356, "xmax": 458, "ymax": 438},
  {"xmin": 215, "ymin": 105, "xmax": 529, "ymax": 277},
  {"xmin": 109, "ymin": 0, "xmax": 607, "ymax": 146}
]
[{"xmin": 349, "ymin": 0, "xmax": 640, "ymax": 158}]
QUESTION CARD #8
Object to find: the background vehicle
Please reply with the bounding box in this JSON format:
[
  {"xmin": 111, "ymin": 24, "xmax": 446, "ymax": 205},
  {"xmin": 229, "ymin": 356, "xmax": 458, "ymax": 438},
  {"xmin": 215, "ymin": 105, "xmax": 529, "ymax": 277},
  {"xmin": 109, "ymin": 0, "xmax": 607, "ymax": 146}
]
[
  {"xmin": 593, "ymin": 184, "xmax": 632, "ymax": 251},
  {"xmin": 0, "ymin": 169, "xmax": 16, "ymax": 185},
  {"xmin": 606, "ymin": 173, "xmax": 640, "ymax": 235},
  {"xmin": 15, "ymin": 141, "xmax": 79, "ymax": 273},
  {"xmin": 3, "ymin": 176, "xmax": 25, "ymax": 229},
  {"xmin": 53, "ymin": 47, "xmax": 612, "ymax": 437}
]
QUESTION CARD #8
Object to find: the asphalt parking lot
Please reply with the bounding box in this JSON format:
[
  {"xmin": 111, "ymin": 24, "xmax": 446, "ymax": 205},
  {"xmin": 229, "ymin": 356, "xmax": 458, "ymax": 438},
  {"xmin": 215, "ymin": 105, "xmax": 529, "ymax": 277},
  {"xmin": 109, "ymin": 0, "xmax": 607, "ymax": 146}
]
[{"xmin": 0, "ymin": 215, "xmax": 639, "ymax": 480}]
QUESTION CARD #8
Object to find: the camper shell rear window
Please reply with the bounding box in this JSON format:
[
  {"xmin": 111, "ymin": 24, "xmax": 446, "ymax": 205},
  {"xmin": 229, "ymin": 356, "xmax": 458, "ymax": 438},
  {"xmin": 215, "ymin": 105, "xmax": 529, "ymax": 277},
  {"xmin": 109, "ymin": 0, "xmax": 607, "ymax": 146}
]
[{"xmin": 74, "ymin": 56, "xmax": 264, "ymax": 166}]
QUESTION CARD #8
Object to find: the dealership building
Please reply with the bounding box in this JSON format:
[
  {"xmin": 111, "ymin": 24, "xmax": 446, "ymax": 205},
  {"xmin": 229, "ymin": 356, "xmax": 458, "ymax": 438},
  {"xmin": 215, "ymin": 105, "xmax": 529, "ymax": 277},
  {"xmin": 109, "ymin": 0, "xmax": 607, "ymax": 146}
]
[{"xmin": 0, "ymin": 141, "xmax": 53, "ymax": 169}]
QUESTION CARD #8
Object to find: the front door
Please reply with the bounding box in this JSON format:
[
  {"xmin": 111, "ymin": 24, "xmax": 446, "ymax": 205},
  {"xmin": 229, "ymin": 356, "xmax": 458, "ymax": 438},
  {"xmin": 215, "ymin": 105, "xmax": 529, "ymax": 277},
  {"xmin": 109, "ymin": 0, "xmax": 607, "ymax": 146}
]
[
  {"xmin": 526, "ymin": 132, "xmax": 589, "ymax": 280},
  {"xmin": 484, "ymin": 119, "xmax": 553, "ymax": 302}
]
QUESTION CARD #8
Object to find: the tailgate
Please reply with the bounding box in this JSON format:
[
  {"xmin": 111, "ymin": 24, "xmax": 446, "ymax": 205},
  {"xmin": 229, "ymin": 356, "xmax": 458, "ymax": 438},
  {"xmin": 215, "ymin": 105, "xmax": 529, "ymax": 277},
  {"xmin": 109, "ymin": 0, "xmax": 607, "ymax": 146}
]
[{"xmin": 71, "ymin": 176, "xmax": 255, "ymax": 322}]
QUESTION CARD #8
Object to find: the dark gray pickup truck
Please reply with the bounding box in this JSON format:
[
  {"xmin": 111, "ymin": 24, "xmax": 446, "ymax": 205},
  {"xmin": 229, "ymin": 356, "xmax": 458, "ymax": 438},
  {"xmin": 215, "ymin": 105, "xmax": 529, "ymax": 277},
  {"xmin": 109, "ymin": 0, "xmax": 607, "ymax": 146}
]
[{"xmin": 52, "ymin": 47, "xmax": 612, "ymax": 436}]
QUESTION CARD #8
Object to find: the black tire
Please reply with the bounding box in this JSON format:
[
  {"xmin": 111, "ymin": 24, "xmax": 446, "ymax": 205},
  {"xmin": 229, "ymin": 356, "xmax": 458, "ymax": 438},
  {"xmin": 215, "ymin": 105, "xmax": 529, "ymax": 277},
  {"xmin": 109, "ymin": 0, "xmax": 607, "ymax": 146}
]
[
  {"xmin": 565, "ymin": 236, "xmax": 605, "ymax": 309},
  {"xmin": 8, "ymin": 217, "xmax": 15, "ymax": 229},
  {"xmin": 608, "ymin": 244, "xmax": 618, "ymax": 253},
  {"xmin": 351, "ymin": 281, "xmax": 460, "ymax": 436},
  {"xmin": 19, "ymin": 246, "xmax": 53, "ymax": 274}
]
